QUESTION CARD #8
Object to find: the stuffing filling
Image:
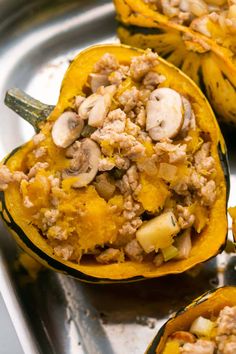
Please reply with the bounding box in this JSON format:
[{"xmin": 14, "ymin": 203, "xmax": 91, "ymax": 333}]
[
  {"xmin": 143, "ymin": 0, "xmax": 236, "ymax": 36},
  {"xmin": 163, "ymin": 305, "xmax": 236, "ymax": 354},
  {"xmin": 0, "ymin": 50, "xmax": 218, "ymax": 265}
]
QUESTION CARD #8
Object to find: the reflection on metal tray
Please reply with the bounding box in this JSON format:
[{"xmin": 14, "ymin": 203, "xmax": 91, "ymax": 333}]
[{"xmin": 0, "ymin": 1, "xmax": 236, "ymax": 353}]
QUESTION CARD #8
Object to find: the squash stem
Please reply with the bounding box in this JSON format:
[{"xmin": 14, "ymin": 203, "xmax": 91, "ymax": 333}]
[{"xmin": 4, "ymin": 88, "xmax": 54, "ymax": 132}]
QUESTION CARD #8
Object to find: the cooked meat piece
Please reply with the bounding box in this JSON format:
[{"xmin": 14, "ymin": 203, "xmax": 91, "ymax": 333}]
[
  {"xmin": 124, "ymin": 239, "xmax": 144, "ymax": 262},
  {"xmin": 181, "ymin": 339, "xmax": 215, "ymax": 354},
  {"xmin": 96, "ymin": 248, "xmax": 122, "ymax": 263}
]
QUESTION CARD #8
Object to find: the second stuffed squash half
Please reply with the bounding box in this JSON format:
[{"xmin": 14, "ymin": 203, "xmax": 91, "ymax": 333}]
[
  {"xmin": 114, "ymin": 0, "xmax": 236, "ymax": 126},
  {"xmin": 0, "ymin": 44, "xmax": 228, "ymax": 282},
  {"xmin": 147, "ymin": 286, "xmax": 236, "ymax": 353}
]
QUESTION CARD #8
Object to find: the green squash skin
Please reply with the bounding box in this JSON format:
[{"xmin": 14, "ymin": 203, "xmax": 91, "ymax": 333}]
[
  {"xmin": 0, "ymin": 142, "xmax": 230, "ymax": 284},
  {"xmin": 146, "ymin": 287, "xmax": 235, "ymax": 354}
]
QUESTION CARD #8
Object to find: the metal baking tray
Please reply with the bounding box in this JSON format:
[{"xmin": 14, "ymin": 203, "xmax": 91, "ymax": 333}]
[{"xmin": 0, "ymin": 1, "xmax": 236, "ymax": 353}]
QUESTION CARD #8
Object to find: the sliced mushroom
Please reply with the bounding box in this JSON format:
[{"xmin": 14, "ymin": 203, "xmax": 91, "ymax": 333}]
[
  {"xmin": 181, "ymin": 97, "xmax": 192, "ymax": 134},
  {"xmin": 88, "ymin": 93, "xmax": 111, "ymax": 127},
  {"xmin": 74, "ymin": 95, "xmax": 85, "ymax": 110},
  {"xmin": 89, "ymin": 73, "xmax": 109, "ymax": 93},
  {"xmin": 65, "ymin": 141, "xmax": 81, "ymax": 158},
  {"xmin": 79, "ymin": 94, "xmax": 100, "ymax": 120},
  {"xmin": 146, "ymin": 88, "xmax": 184, "ymax": 141},
  {"xmin": 52, "ymin": 112, "xmax": 84, "ymax": 148},
  {"xmin": 179, "ymin": 97, "xmax": 196, "ymax": 137},
  {"xmin": 78, "ymin": 85, "xmax": 115, "ymax": 128},
  {"xmin": 63, "ymin": 138, "xmax": 101, "ymax": 188}
]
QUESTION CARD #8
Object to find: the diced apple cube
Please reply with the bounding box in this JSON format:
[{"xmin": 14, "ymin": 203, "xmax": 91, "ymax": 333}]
[
  {"xmin": 136, "ymin": 211, "xmax": 180, "ymax": 253},
  {"xmin": 190, "ymin": 316, "xmax": 215, "ymax": 337}
]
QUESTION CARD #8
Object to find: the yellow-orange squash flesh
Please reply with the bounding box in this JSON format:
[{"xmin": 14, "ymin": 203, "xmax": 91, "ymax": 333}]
[
  {"xmin": 0, "ymin": 44, "xmax": 228, "ymax": 282},
  {"xmin": 147, "ymin": 286, "xmax": 236, "ymax": 353}
]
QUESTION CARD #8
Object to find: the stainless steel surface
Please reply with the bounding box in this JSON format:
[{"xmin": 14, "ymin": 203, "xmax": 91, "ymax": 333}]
[
  {"xmin": 0, "ymin": 293, "xmax": 24, "ymax": 354},
  {"xmin": 0, "ymin": 1, "xmax": 236, "ymax": 354}
]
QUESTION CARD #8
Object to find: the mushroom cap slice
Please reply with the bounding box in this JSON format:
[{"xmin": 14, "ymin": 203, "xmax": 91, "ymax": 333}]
[
  {"xmin": 88, "ymin": 93, "xmax": 112, "ymax": 128},
  {"xmin": 180, "ymin": 97, "xmax": 196, "ymax": 137},
  {"xmin": 63, "ymin": 138, "xmax": 101, "ymax": 188},
  {"xmin": 79, "ymin": 94, "xmax": 100, "ymax": 120},
  {"xmin": 78, "ymin": 85, "xmax": 115, "ymax": 128},
  {"xmin": 146, "ymin": 88, "xmax": 184, "ymax": 141},
  {"xmin": 52, "ymin": 112, "xmax": 84, "ymax": 148}
]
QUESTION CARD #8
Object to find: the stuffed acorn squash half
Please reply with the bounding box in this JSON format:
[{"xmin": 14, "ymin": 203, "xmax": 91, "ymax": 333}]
[
  {"xmin": 114, "ymin": 0, "xmax": 236, "ymax": 126},
  {"xmin": 147, "ymin": 286, "xmax": 236, "ymax": 353},
  {"xmin": 0, "ymin": 44, "xmax": 228, "ymax": 282}
]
